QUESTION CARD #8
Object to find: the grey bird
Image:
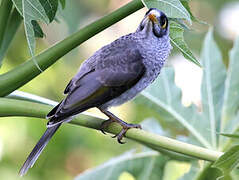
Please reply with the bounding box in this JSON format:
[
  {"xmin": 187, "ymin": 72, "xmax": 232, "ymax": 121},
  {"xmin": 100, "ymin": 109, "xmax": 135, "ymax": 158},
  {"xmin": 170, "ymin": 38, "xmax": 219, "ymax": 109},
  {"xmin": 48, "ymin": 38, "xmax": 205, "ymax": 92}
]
[{"xmin": 19, "ymin": 8, "xmax": 171, "ymax": 176}]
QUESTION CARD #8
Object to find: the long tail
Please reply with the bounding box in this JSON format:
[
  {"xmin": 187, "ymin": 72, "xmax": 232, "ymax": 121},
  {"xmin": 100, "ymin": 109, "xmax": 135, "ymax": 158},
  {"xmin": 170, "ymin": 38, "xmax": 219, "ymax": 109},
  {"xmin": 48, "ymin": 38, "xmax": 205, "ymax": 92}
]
[{"xmin": 19, "ymin": 123, "xmax": 61, "ymax": 176}]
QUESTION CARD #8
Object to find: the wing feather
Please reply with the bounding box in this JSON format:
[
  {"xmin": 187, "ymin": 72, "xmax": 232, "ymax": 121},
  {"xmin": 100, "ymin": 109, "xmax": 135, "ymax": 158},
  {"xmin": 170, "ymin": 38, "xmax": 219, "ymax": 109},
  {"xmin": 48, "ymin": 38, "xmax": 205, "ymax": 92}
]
[{"xmin": 47, "ymin": 47, "xmax": 145, "ymax": 125}]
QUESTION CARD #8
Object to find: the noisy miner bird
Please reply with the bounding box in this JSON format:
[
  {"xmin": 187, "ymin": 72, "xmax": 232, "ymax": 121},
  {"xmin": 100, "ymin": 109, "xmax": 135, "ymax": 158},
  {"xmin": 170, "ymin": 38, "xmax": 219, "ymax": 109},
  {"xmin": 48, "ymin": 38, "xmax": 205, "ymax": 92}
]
[{"xmin": 19, "ymin": 8, "xmax": 172, "ymax": 176}]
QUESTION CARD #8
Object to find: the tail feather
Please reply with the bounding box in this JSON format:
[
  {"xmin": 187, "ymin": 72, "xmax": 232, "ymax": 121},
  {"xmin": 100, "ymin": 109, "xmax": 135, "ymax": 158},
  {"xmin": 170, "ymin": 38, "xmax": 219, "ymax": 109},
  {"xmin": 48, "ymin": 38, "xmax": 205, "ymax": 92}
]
[
  {"xmin": 46, "ymin": 102, "xmax": 62, "ymax": 119},
  {"xmin": 19, "ymin": 124, "xmax": 61, "ymax": 176}
]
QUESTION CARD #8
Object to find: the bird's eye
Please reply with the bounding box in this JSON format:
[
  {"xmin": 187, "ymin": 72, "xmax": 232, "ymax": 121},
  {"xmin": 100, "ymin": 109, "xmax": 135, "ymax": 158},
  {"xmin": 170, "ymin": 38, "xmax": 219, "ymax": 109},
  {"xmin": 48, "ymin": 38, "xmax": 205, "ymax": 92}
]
[{"xmin": 160, "ymin": 16, "xmax": 167, "ymax": 29}]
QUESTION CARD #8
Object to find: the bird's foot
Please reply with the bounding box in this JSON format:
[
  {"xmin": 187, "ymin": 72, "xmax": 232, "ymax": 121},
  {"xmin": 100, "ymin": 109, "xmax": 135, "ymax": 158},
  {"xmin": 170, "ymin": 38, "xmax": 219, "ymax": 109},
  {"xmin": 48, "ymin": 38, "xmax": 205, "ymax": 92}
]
[
  {"xmin": 100, "ymin": 118, "xmax": 141, "ymax": 144},
  {"xmin": 99, "ymin": 108, "xmax": 141, "ymax": 143}
]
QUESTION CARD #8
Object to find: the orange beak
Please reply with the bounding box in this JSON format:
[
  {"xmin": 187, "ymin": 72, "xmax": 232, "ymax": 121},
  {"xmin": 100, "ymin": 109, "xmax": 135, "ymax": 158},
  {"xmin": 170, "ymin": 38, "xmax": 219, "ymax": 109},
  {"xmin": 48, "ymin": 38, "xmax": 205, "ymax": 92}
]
[{"xmin": 148, "ymin": 13, "xmax": 158, "ymax": 23}]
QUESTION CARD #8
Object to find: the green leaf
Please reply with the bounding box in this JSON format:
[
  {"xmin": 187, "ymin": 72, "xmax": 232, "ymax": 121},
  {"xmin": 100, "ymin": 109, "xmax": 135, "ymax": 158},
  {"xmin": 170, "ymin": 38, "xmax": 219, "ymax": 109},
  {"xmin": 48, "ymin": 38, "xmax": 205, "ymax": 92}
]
[
  {"xmin": 23, "ymin": 0, "xmax": 49, "ymax": 70},
  {"xmin": 169, "ymin": 21, "xmax": 200, "ymax": 66},
  {"xmin": 11, "ymin": 0, "xmax": 59, "ymax": 39},
  {"xmin": 219, "ymin": 133, "xmax": 239, "ymax": 139},
  {"xmin": 39, "ymin": 0, "xmax": 58, "ymax": 22},
  {"xmin": 180, "ymin": 0, "xmax": 197, "ymax": 22},
  {"xmin": 11, "ymin": 0, "xmax": 22, "ymax": 15},
  {"xmin": 212, "ymin": 145, "xmax": 239, "ymax": 176},
  {"xmin": 0, "ymin": 8, "xmax": 22, "ymax": 66},
  {"xmin": 11, "ymin": 0, "xmax": 59, "ymax": 70},
  {"xmin": 141, "ymin": 0, "xmax": 191, "ymax": 24},
  {"xmin": 200, "ymin": 28, "xmax": 227, "ymax": 148},
  {"xmin": 180, "ymin": 0, "xmax": 207, "ymax": 25},
  {"xmin": 169, "ymin": 18, "xmax": 190, "ymax": 30},
  {"xmin": 140, "ymin": 68, "xmax": 212, "ymax": 149},
  {"xmin": 12, "ymin": 0, "xmax": 49, "ymax": 70},
  {"xmin": 0, "ymin": 0, "xmax": 12, "ymax": 53},
  {"xmin": 59, "ymin": 0, "xmax": 65, "ymax": 9},
  {"xmin": 220, "ymin": 37, "xmax": 239, "ymax": 136},
  {"xmin": 31, "ymin": 20, "xmax": 44, "ymax": 38},
  {"xmin": 74, "ymin": 151, "xmax": 168, "ymax": 180}
]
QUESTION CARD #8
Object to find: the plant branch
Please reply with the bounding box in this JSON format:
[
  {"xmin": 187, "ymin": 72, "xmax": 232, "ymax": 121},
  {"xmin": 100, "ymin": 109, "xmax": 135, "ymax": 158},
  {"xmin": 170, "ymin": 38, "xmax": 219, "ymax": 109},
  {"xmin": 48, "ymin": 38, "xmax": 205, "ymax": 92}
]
[
  {"xmin": 0, "ymin": 0, "xmax": 13, "ymax": 48},
  {"xmin": 7, "ymin": 91, "xmax": 193, "ymax": 162},
  {"xmin": 0, "ymin": 98, "xmax": 223, "ymax": 162},
  {"xmin": 0, "ymin": 0, "xmax": 144, "ymax": 96}
]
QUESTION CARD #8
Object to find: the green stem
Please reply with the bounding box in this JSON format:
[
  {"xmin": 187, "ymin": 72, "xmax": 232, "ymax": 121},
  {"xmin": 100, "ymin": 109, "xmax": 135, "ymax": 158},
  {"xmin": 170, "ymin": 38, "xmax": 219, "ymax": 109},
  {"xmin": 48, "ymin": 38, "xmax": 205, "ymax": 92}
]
[
  {"xmin": 195, "ymin": 162, "xmax": 213, "ymax": 180},
  {"xmin": 0, "ymin": 98, "xmax": 223, "ymax": 162},
  {"xmin": 0, "ymin": 0, "xmax": 13, "ymax": 48},
  {"xmin": 145, "ymin": 144, "xmax": 194, "ymax": 162},
  {"xmin": 194, "ymin": 162, "xmax": 230, "ymax": 180},
  {"xmin": 0, "ymin": 8, "xmax": 22, "ymax": 62},
  {"xmin": 0, "ymin": 0, "xmax": 144, "ymax": 96}
]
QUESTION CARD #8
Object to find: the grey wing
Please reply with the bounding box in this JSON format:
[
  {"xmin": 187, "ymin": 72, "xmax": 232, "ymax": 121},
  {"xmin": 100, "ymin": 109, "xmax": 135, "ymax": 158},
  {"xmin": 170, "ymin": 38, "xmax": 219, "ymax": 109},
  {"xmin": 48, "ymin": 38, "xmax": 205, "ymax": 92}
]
[
  {"xmin": 47, "ymin": 48, "xmax": 145, "ymax": 126},
  {"xmin": 64, "ymin": 58, "xmax": 96, "ymax": 94}
]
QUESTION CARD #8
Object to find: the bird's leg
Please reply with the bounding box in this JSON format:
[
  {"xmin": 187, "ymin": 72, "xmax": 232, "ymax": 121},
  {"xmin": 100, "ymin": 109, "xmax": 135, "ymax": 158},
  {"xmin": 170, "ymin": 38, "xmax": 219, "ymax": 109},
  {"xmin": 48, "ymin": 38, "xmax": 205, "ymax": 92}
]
[{"xmin": 99, "ymin": 108, "xmax": 141, "ymax": 144}]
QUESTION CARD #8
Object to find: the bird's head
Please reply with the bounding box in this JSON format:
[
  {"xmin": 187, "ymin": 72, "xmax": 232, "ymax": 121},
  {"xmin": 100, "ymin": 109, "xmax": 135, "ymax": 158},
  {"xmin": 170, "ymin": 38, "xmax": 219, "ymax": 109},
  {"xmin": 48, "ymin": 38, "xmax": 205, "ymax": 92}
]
[{"xmin": 137, "ymin": 8, "xmax": 169, "ymax": 38}]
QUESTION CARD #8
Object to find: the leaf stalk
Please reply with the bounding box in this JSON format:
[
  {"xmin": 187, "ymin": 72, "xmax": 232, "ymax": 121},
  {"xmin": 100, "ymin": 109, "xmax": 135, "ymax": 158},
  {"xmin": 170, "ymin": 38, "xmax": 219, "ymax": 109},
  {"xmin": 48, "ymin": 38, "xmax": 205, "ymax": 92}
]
[{"xmin": 0, "ymin": 98, "xmax": 223, "ymax": 162}]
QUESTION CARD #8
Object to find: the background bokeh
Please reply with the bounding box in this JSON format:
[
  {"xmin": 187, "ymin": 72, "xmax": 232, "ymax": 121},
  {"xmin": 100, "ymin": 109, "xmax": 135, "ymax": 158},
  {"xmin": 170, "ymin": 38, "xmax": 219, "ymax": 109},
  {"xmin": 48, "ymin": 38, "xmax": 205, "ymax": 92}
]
[{"xmin": 0, "ymin": 0, "xmax": 239, "ymax": 179}]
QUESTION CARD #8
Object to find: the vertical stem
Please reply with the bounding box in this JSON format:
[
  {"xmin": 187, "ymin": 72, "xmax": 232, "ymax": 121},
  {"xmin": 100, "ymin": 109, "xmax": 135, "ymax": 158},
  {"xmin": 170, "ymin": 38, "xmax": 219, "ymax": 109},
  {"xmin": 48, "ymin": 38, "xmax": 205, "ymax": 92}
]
[{"xmin": 0, "ymin": 0, "xmax": 13, "ymax": 48}]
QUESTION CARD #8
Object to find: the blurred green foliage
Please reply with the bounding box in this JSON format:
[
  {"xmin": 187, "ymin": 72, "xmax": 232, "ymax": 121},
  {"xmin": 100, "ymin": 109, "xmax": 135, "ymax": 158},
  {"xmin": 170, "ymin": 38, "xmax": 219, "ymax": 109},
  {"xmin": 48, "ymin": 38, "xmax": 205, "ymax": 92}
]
[{"xmin": 0, "ymin": 0, "xmax": 239, "ymax": 179}]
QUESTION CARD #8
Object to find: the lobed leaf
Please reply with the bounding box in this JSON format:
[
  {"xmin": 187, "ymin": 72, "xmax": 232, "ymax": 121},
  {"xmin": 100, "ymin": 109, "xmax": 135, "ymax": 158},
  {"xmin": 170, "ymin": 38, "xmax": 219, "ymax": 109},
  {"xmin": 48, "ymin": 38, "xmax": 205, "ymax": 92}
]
[
  {"xmin": 11, "ymin": 0, "xmax": 60, "ymax": 70},
  {"xmin": 31, "ymin": 20, "xmax": 44, "ymax": 38},
  {"xmin": 219, "ymin": 133, "xmax": 239, "ymax": 139},
  {"xmin": 0, "ymin": 8, "xmax": 22, "ymax": 67},
  {"xmin": 39, "ymin": 0, "xmax": 58, "ymax": 22},
  {"xmin": 169, "ymin": 21, "xmax": 200, "ymax": 66},
  {"xmin": 75, "ymin": 151, "xmax": 168, "ymax": 180},
  {"xmin": 141, "ymin": 0, "xmax": 191, "ymax": 24},
  {"xmin": 220, "ymin": 37, "xmax": 239, "ymax": 146},
  {"xmin": 212, "ymin": 145, "xmax": 239, "ymax": 176},
  {"xmin": 180, "ymin": 0, "xmax": 207, "ymax": 25},
  {"xmin": 12, "ymin": 0, "xmax": 50, "ymax": 70},
  {"xmin": 180, "ymin": 0, "xmax": 197, "ymax": 22},
  {"xmin": 200, "ymin": 28, "xmax": 227, "ymax": 149},
  {"xmin": 59, "ymin": 0, "xmax": 65, "ymax": 9},
  {"xmin": 140, "ymin": 68, "xmax": 212, "ymax": 149},
  {"xmin": 11, "ymin": 0, "xmax": 49, "ymax": 23}
]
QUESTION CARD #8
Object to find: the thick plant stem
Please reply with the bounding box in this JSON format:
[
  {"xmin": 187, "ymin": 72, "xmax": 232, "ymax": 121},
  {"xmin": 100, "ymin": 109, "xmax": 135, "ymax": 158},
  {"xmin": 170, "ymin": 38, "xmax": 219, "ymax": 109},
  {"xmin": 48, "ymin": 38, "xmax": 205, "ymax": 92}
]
[
  {"xmin": 0, "ymin": 0, "xmax": 144, "ymax": 96},
  {"xmin": 0, "ymin": 0, "xmax": 13, "ymax": 48},
  {"xmin": 0, "ymin": 98, "xmax": 223, "ymax": 162}
]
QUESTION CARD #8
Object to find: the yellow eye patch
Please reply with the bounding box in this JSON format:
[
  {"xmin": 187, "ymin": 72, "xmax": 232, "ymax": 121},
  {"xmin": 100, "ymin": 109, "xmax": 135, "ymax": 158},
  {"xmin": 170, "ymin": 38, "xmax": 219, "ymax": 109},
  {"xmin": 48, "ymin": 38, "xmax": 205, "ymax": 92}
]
[{"xmin": 161, "ymin": 20, "xmax": 167, "ymax": 29}]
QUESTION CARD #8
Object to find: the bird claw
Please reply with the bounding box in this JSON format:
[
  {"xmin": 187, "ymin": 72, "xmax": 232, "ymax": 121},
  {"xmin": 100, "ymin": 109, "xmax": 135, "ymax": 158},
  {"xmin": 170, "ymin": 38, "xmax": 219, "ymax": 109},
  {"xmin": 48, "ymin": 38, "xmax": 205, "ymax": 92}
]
[
  {"xmin": 111, "ymin": 134, "xmax": 117, "ymax": 138},
  {"xmin": 100, "ymin": 118, "xmax": 141, "ymax": 144},
  {"xmin": 116, "ymin": 124, "xmax": 141, "ymax": 144},
  {"xmin": 100, "ymin": 119, "xmax": 114, "ymax": 134},
  {"xmin": 116, "ymin": 128, "xmax": 127, "ymax": 144}
]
